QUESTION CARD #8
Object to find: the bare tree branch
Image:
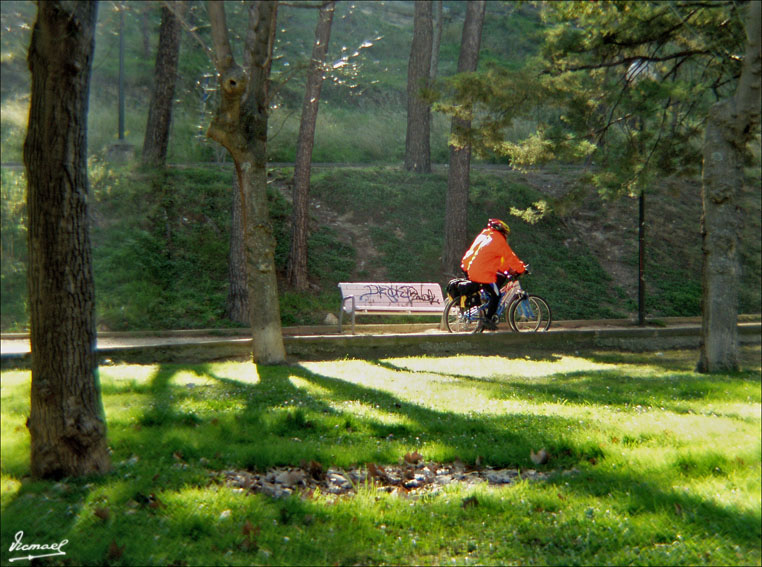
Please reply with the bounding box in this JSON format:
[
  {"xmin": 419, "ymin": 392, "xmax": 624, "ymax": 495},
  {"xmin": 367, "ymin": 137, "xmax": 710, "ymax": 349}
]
[{"xmin": 566, "ymin": 49, "xmax": 713, "ymax": 73}]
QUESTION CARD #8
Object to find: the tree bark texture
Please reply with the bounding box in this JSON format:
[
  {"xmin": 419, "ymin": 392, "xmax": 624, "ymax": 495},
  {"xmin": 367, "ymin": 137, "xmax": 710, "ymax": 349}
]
[
  {"xmin": 404, "ymin": 0, "xmax": 432, "ymax": 173},
  {"xmin": 142, "ymin": 2, "xmax": 183, "ymax": 168},
  {"xmin": 287, "ymin": 1, "xmax": 335, "ymax": 291},
  {"xmin": 443, "ymin": 0, "xmax": 486, "ymax": 275},
  {"xmin": 430, "ymin": 0, "xmax": 443, "ymax": 81},
  {"xmin": 24, "ymin": 1, "xmax": 110, "ymax": 478},
  {"xmin": 226, "ymin": 172, "xmax": 250, "ymax": 324},
  {"xmin": 697, "ymin": 1, "xmax": 761, "ymax": 373},
  {"xmin": 208, "ymin": 0, "xmax": 286, "ymax": 364}
]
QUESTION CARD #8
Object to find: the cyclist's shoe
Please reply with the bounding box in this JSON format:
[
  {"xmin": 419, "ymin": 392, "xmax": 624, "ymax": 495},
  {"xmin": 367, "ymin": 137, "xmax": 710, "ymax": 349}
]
[{"xmin": 481, "ymin": 316, "xmax": 499, "ymax": 331}]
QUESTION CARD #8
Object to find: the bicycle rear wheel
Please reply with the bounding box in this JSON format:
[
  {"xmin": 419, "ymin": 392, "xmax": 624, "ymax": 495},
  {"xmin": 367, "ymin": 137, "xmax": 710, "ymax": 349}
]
[
  {"xmin": 444, "ymin": 297, "xmax": 483, "ymax": 333},
  {"xmin": 508, "ymin": 295, "xmax": 551, "ymax": 332}
]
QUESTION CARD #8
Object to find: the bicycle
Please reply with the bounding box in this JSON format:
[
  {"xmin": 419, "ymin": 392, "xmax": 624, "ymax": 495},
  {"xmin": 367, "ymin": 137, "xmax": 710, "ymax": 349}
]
[{"xmin": 444, "ymin": 272, "xmax": 551, "ymax": 334}]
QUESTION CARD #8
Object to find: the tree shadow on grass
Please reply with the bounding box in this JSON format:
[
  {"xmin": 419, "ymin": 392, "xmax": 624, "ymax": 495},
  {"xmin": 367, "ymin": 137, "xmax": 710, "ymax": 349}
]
[
  {"xmin": 2, "ymin": 356, "xmax": 759, "ymax": 564},
  {"xmin": 498, "ymin": 369, "xmax": 761, "ymax": 417},
  {"xmin": 171, "ymin": 360, "xmax": 762, "ymax": 552},
  {"xmin": 372, "ymin": 354, "xmax": 760, "ymax": 417},
  {"xmin": 198, "ymin": 361, "xmax": 582, "ymax": 469}
]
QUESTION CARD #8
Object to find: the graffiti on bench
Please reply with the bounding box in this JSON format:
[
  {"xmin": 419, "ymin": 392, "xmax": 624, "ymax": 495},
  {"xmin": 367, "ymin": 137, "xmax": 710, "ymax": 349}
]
[{"xmin": 357, "ymin": 284, "xmax": 442, "ymax": 307}]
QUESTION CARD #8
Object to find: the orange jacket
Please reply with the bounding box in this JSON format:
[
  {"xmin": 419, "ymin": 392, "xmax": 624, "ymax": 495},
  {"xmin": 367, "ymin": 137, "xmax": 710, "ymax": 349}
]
[{"xmin": 460, "ymin": 228, "xmax": 525, "ymax": 283}]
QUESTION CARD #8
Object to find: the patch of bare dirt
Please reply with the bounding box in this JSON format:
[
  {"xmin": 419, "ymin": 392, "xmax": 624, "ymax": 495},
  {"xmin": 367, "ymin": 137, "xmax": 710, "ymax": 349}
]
[
  {"xmin": 275, "ymin": 181, "xmax": 388, "ymax": 282},
  {"xmin": 221, "ymin": 455, "xmax": 578, "ymax": 500}
]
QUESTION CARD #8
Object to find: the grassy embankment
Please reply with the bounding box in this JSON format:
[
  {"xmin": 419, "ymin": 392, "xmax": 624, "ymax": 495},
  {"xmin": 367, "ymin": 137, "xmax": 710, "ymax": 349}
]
[{"xmin": 6, "ymin": 161, "xmax": 759, "ymax": 332}]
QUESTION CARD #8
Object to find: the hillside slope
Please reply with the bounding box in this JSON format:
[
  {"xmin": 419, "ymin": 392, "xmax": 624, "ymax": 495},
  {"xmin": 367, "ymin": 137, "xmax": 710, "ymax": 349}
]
[{"xmin": 1, "ymin": 164, "xmax": 759, "ymax": 331}]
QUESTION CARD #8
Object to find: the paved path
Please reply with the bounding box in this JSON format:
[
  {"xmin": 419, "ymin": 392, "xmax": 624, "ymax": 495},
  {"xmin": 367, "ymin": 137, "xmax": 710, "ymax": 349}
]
[
  {"xmin": 2, "ymin": 318, "xmax": 759, "ymax": 367},
  {"xmin": 0, "ymin": 318, "xmax": 703, "ymax": 355}
]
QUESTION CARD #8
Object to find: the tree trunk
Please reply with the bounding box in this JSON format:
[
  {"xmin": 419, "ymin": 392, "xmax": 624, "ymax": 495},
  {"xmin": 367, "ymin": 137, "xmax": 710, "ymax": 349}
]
[
  {"xmin": 697, "ymin": 106, "xmax": 742, "ymax": 372},
  {"xmin": 226, "ymin": 172, "xmax": 249, "ymax": 324},
  {"xmin": 24, "ymin": 0, "xmax": 110, "ymax": 479},
  {"xmin": 287, "ymin": 1, "xmax": 335, "ymax": 291},
  {"xmin": 208, "ymin": 0, "xmax": 285, "ymax": 364},
  {"xmin": 442, "ymin": 0, "xmax": 486, "ymax": 275},
  {"xmin": 404, "ymin": 0, "xmax": 432, "ymax": 173},
  {"xmin": 697, "ymin": 1, "xmax": 761, "ymax": 373},
  {"xmin": 430, "ymin": 0, "xmax": 443, "ymax": 82},
  {"xmin": 140, "ymin": 3, "xmax": 152, "ymax": 60},
  {"xmin": 142, "ymin": 2, "xmax": 183, "ymax": 168}
]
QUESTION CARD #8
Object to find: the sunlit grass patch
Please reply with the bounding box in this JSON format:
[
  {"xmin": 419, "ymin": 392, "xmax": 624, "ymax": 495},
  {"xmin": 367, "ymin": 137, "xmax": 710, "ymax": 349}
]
[{"xmin": 382, "ymin": 353, "xmax": 621, "ymax": 379}]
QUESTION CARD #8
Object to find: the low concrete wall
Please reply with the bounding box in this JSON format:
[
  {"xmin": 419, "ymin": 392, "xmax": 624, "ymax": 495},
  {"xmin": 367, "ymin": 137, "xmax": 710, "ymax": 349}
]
[
  {"xmin": 285, "ymin": 323, "xmax": 761, "ymax": 361},
  {"xmin": 2, "ymin": 322, "xmax": 759, "ymax": 368}
]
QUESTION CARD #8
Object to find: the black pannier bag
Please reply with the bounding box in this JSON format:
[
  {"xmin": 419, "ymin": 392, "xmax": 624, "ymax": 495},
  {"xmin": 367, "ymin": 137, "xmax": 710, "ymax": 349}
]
[{"xmin": 447, "ymin": 278, "xmax": 482, "ymax": 307}]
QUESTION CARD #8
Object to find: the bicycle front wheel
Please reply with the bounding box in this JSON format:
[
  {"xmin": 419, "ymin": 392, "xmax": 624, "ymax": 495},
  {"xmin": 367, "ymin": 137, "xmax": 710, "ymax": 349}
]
[
  {"xmin": 508, "ymin": 295, "xmax": 551, "ymax": 332},
  {"xmin": 444, "ymin": 297, "xmax": 483, "ymax": 334}
]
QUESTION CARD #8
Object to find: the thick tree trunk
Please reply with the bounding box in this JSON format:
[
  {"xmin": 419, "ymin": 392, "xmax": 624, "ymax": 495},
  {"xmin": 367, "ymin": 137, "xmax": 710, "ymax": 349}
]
[
  {"xmin": 226, "ymin": 172, "xmax": 249, "ymax": 324},
  {"xmin": 24, "ymin": 1, "xmax": 110, "ymax": 479},
  {"xmin": 208, "ymin": 0, "xmax": 285, "ymax": 364},
  {"xmin": 696, "ymin": 105, "xmax": 742, "ymax": 372},
  {"xmin": 404, "ymin": 0, "xmax": 433, "ymax": 173},
  {"xmin": 697, "ymin": 1, "xmax": 761, "ymax": 372},
  {"xmin": 239, "ymin": 154, "xmax": 285, "ymax": 363},
  {"xmin": 442, "ymin": 0, "xmax": 485, "ymax": 275},
  {"xmin": 142, "ymin": 2, "xmax": 183, "ymax": 168},
  {"xmin": 287, "ymin": 1, "xmax": 335, "ymax": 291}
]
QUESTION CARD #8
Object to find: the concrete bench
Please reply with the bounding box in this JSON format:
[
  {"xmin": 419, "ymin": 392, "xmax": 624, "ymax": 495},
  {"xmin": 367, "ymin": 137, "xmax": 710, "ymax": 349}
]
[{"xmin": 337, "ymin": 282, "xmax": 445, "ymax": 334}]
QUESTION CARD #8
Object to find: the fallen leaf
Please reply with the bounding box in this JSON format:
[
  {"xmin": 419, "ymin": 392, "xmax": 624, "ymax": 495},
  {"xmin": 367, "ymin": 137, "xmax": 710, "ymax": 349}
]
[
  {"xmin": 307, "ymin": 460, "xmax": 325, "ymax": 481},
  {"xmin": 462, "ymin": 495, "xmax": 479, "ymax": 509},
  {"xmin": 242, "ymin": 520, "xmax": 260, "ymax": 537},
  {"xmin": 135, "ymin": 492, "xmax": 164, "ymax": 509},
  {"xmin": 367, "ymin": 462, "xmax": 387, "ymax": 481},
  {"xmin": 241, "ymin": 521, "xmax": 260, "ymax": 551},
  {"xmin": 674, "ymin": 503, "xmax": 683, "ymax": 516},
  {"xmin": 173, "ymin": 451, "xmax": 184, "ymax": 461},
  {"xmin": 530, "ymin": 448, "xmax": 549, "ymax": 465},
  {"xmin": 107, "ymin": 540, "xmax": 125, "ymax": 561},
  {"xmin": 404, "ymin": 451, "xmax": 423, "ymax": 465},
  {"xmin": 94, "ymin": 507, "xmax": 110, "ymax": 522}
]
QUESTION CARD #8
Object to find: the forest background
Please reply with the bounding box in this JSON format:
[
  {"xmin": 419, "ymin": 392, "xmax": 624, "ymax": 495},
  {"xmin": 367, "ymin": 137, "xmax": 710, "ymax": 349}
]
[{"xmin": 1, "ymin": 0, "xmax": 760, "ymax": 332}]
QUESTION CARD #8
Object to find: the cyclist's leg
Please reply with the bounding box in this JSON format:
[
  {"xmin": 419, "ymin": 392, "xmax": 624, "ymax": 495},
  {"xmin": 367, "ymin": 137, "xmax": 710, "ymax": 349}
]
[{"xmin": 481, "ymin": 283, "xmax": 500, "ymax": 329}]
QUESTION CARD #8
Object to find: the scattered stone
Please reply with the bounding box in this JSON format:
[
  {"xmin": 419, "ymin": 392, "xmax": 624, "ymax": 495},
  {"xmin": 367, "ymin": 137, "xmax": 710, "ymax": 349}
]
[
  {"xmin": 486, "ymin": 469, "xmax": 519, "ymax": 485},
  {"xmin": 323, "ymin": 313, "xmax": 339, "ymax": 326},
  {"xmin": 221, "ymin": 459, "xmax": 559, "ymax": 500}
]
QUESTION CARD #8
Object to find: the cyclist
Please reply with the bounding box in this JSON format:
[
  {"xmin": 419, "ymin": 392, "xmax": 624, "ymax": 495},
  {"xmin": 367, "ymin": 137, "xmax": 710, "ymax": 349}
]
[{"xmin": 461, "ymin": 218, "xmax": 527, "ymax": 330}]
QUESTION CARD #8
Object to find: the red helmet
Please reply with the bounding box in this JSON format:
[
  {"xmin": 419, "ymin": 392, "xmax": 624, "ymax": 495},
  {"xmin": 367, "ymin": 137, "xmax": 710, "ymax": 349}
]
[{"xmin": 487, "ymin": 218, "xmax": 510, "ymax": 236}]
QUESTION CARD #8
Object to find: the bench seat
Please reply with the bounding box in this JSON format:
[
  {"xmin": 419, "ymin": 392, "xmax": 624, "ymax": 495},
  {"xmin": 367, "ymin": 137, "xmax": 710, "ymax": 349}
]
[{"xmin": 338, "ymin": 282, "xmax": 445, "ymax": 333}]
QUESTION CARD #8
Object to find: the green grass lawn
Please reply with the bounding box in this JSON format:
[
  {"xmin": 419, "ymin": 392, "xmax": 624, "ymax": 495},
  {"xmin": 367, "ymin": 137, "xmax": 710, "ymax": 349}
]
[{"xmin": 2, "ymin": 347, "xmax": 760, "ymax": 566}]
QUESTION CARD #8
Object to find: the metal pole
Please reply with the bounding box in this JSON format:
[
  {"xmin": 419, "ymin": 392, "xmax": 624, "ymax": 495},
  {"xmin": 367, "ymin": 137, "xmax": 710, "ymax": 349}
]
[
  {"xmin": 638, "ymin": 190, "xmax": 646, "ymax": 325},
  {"xmin": 118, "ymin": 6, "xmax": 125, "ymax": 141}
]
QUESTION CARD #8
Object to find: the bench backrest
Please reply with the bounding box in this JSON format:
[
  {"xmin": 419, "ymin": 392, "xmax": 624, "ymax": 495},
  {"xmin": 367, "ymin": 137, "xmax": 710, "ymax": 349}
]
[{"xmin": 338, "ymin": 282, "xmax": 445, "ymax": 313}]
